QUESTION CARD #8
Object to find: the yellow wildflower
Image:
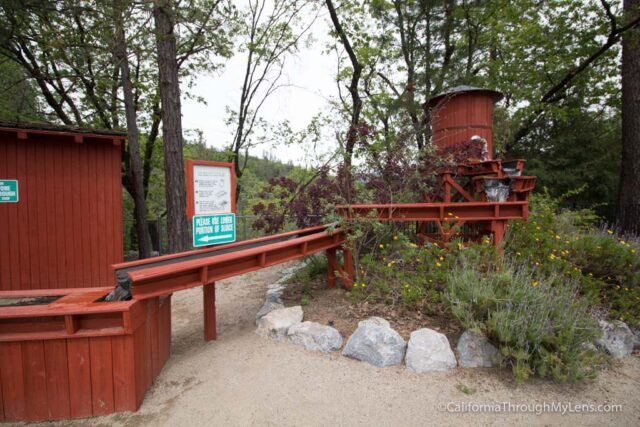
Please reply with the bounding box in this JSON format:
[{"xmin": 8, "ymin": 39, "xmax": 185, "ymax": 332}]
[
  {"xmin": 393, "ymin": 236, "xmax": 398, "ymax": 240},
  {"xmin": 379, "ymin": 244, "xmax": 384, "ymax": 249},
  {"xmin": 436, "ymin": 262, "xmax": 442, "ymax": 267},
  {"xmin": 607, "ymin": 229, "xmax": 613, "ymax": 235}
]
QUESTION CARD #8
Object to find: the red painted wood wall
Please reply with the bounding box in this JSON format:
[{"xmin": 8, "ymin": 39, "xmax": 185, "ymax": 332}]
[
  {"xmin": 0, "ymin": 294, "xmax": 171, "ymax": 422},
  {"xmin": 0, "ymin": 126, "xmax": 125, "ymax": 290}
]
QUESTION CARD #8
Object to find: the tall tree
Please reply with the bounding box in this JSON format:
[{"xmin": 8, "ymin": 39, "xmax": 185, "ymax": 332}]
[
  {"xmin": 326, "ymin": 0, "xmax": 363, "ymax": 170},
  {"xmin": 153, "ymin": 0, "xmax": 190, "ymax": 252},
  {"xmin": 619, "ymin": 0, "xmax": 640, "ymax": 233},
  {"xmin": 114, "ymin": 0, "xmax": 152, "ymax": 258},
  {"xmin": 228, "ymin": 0, "xmax": 316, "ymax": 201}
]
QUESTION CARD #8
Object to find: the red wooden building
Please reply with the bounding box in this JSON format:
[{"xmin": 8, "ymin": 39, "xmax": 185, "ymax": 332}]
[
  {"xmin": 0, "ymin": 122, "xmax": 171, "ymax": 422},
  {"xmin": 0, "ymin": 122, "xmax": 125, "ymax": 291}
]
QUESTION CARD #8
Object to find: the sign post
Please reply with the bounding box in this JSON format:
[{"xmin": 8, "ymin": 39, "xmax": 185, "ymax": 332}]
[
  {"xmin": 0, "ymin": 179, "xmax": 18, "ymax": 203},
  {"xmin": 185, "ymin": 160, "xmax": 236, "ymax": 247}
]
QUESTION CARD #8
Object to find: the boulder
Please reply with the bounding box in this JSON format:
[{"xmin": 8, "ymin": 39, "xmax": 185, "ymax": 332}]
[
  {"xmin": 456, "ymin": 330, "xmax": 499, "ymax": 368},
  {"xmin": 255, "ymin": 300, "xmax": 285, "ymax": 324},
  {"xmin": 256, "ymin": 306, "xmax": 303, "ymax": 341},
  {"xmin": 287, "ymin": 321, "xmax": 343, "ymax": 352},
  {"xmin": 342, "ymin": 317, "xmax": 406, "ymax": 367},
  {"xmin": 405, "ymin": 328, "xmax": 457, "ymax": 373},
  {"xmin": 596, "ymin": 320, "xmax": 635, "ymax": 359}
]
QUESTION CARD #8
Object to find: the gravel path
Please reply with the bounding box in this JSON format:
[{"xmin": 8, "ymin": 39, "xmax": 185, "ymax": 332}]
[{"xmin": 42, "ymin": 262, "xmax": 640, "ymax": 427}]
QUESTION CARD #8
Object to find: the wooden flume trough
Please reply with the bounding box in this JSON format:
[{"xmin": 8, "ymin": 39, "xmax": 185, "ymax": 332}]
[{"xmin": 0, "ymin": 223, "xmax": 350, "ymax": 422}]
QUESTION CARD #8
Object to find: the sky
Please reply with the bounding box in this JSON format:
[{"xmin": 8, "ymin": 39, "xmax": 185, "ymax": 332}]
[{"xmin": 181, "ymin": 8, "xmax": 339, "ymax": 167}]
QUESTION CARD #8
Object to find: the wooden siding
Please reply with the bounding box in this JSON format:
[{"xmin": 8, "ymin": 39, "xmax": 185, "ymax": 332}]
[
  {"xmin": 430, "ymin": 92, "xmax": 496, "ymax": 158},
  {"xmin": 0, "ymin": 131, "xmax": 123, "ymax": 290},
  {"xmin": 0, "ymin": 295, "xmax": 171, "ymax": 422}
]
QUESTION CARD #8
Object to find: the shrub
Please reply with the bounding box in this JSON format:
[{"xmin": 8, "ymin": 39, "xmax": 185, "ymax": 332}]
[
  {"xmin": 506, "ymin": 192, "xmax": 640, "ymax": 326},
  {"xmin": 567, "ymin": 232, "xmax": 640, "ymax": 325},
  {"xmin": 445, "ymin": 258, "xmax": 608, "ymax": 384}
]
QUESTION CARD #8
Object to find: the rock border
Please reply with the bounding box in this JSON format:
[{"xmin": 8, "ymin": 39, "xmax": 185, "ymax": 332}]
[{"xmin": 254, "ymin": 261, "xmax": 638, "ymax": 373}]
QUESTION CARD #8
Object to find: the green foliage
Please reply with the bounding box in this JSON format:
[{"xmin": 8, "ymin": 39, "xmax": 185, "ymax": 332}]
[
  {"xmin": 342, "ymin": 194, "xmax": 638, "ymax": 384},
  {"xmin": 445, "ymin": 258, "xmax": 608, "ymax": 384},
  {"xmin": 511, "ymin": 107, "xmax": 621, "ymax": 219},
  {"xmin": 506, "ymin": 192, "xmax": 640, "ymax": 326},
  {"xmin": 0, "ymin": 60, "xmax": 43, "ymax": 122}
]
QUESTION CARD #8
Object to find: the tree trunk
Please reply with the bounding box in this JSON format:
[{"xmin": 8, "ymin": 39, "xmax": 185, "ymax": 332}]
[
  {"xmin": 153, "ymin": 0, "xmax": 190, "ymax": 252},
  {"xmin": 618, "ymin": 0, "xmax": 640, "ymax": 234},
  {"xmin": 114, "ymin": 0, "xmax": 152, "ymax": 259}
]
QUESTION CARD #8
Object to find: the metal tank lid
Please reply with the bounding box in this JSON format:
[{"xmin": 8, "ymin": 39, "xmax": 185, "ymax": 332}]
[{"xmin": 426, "ymin": 85, "xmax": 503, "ymax": 108}]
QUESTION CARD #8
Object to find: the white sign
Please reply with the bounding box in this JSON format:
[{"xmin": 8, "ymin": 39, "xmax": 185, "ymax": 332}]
[{"xmin": 193, "ymin": 165, "xmax": 232, "ymax": 215}]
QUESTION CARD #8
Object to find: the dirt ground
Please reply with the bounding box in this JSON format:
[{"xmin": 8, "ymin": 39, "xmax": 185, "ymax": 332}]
[
  {"xmin": 282, "ymin": 274, "xmax": 462, "ymax": 344},
  {"xmin": 37, "ymin": 262, "xmax": 640, "ymax": 427}
]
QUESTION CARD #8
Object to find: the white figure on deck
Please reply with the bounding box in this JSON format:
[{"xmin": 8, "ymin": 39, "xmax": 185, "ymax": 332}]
[{"xmin": 471, "ymin": 135, "xmax": 490, "ymax": 161}]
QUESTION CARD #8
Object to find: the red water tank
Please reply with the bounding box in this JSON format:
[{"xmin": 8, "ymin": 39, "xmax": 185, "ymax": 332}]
[{"xmin": 427, "ymin": 85, "xmax": 503, "ymax": 159}]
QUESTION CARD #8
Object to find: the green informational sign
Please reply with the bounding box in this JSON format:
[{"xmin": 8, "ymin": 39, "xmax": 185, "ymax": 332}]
[
  {"xmin": 192, "ymin": 213, "xmax": 236, "ymax": 247},
  {"xmin": 0, "ymin": 180, "xmax": 18, "ymax": 203}
]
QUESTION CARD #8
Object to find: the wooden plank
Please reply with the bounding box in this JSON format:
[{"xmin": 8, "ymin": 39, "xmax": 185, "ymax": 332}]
[
  {"xmin": 43, "ymin": 339, "xmax": 71, "ymax": 419},
  {"xmin": 203, "ymin": 283, "xmax": 216, "ymax": 341},
  {"xmin": 148, "ymin": 298, "xmax": 160, "ymax": 377},
  {"xmin": 52, "ymin": 143, "xmax": 67, "ymax": 288},
  {"xmin": 111, "ymin": 143, "xmax": 123, "ymax": 266},
  {"xmin": 0, "ymin": 342, "xmax": 26, "ymax": 421},
  {"xmin": 0, "ymin": 349, "xmax": 3, "ymax": 421},
  {"xmin": 89, "ymin": 336, "xmax": 115, "ymax": 415},
  {"xmin": 60, "ymin": 139, "xmax": 77, "ymax": 288},
  {"xmin": 0, "ymin": 140, "xmax": 9, "ymax": 290},
  {"xmin": 21, "ymin": 340, "xmax": 48, "ymax": 421},
  {"xmin": 69, "ymin": 146, "xmax": 84, "ymax": 287},
  {"xmin": 133, "ymin": 323, "xmax": 150, "ymax": 407},
  {"xmin": 43, "ymin": 140, "xmax": 59, "ymax": 288},
  {"xmin": 95, "ymin": 142, "xmax": 107, "ymax": 285},
  {"xmin": 103, "ymin": 143, "xmax": 115, "ymax": 283},
  {"xmin": 6, "ymin": 138, "xmax": 21, "ymax": 289},
  {"xmin": 159, "ymin": 296, "xmax": 172, "ymax": 367},
  {"xmin": 27, "ymin": 140, "xmax": 43, "ymax": 289},
  {"xmin": 66, "ymin": 338, "xmax": 93, "ymax": 418},
  {"xmin": 81, "ymin": 141, "xmax": 95, "ymax": 286},
  {"xmin": 87, "ymin": 142, "xmax": 99, "ymax": 286},
  {"xmin": 111, "ymin": 335, "xmax": 137, "ymax": 412},
  {"xmin": 16, "ymin": 139, "xmax": 31, "ymax": 289}
]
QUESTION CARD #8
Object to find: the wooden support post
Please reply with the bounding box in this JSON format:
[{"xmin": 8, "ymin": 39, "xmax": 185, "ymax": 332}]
[
  {"xmin": 491, "ymin": 220, "xmax": 506, "ymax": 250},
  {"xmin": 203, "ymin": 282, "xmax": 217, "ymax": 341},
  {"xmin": 326, "ymin": 248, "xmax": 337, "ymax": 289},
  {"xmin": 342, "ymin": 247, "xmax": 355, "ymax": 290}
]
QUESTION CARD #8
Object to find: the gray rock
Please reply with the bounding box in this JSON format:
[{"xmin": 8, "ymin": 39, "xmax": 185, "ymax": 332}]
[
  {"xmin": 287, "ymin": 321, "xmax": 343, "ymax": 352},
  {"xmin": 265, "ymin": 290, "xmax": 283, "ymax": 303},
  {"xmin": 256, "ymin": 306, "xmax": 303, "ymax": 341},
  {"xmin": 342, "ymin": 317, "xmax": 406, "ymax": 367},
  {"xmin": 456, "ymin": 330, "xmax": 499, "ymax": 368},
  {"xmin": 596, "ymin": 320, "xmax": 635, "ymax": 359},
  {"xmin": 632, "ymin": 327, "xmax": 640, "ymax": 349},
  {"xmin": 406, "ymin": 328, "xmax": 457, "ymax": 373},
  {"xmin": 255, "ymin": 299, "xmax": 285, "ymax": 323}
]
